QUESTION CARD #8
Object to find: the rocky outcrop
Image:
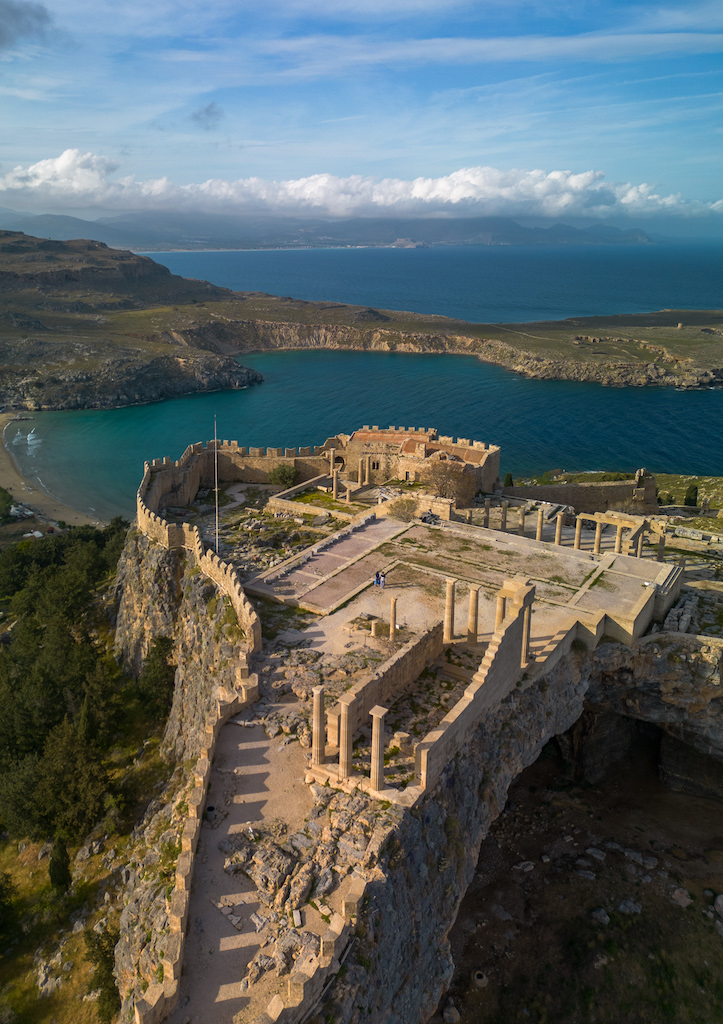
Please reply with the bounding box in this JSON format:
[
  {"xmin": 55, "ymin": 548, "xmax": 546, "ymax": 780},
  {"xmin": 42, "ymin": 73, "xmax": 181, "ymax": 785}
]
[
  {"xmin": 0, "ymin": 345, "xmax": 261, "ymax": 411},
  {"xmin": 169, "ymin": 317, "xmax": 723, "ymax": 390}
]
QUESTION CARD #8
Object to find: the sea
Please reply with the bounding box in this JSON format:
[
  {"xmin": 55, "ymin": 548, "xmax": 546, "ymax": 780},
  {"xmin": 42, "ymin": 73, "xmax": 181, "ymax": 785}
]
[{"xmin": 9, "ymin": 242, "xmax": 723, "ymax": 522}]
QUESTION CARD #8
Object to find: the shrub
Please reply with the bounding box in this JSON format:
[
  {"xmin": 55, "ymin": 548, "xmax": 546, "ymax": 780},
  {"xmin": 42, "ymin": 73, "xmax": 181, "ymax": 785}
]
[
  {"xmin": 503, "ymin": 472, "xmax": 514, "ymax": 487},
  {"xmin": 684, "ymin": 484, "xmax": 699, "ymax": 507},
  {"xmin": 268, "ymin": 464, "xmax": 297, "ymax": 488},
  {"xmin": 49, "ymin": 836, "xmax": 72, "ymax": 893},
  {"xmin": 85, "ymin": 926, "xmax": 121, "ymax": 1024}
]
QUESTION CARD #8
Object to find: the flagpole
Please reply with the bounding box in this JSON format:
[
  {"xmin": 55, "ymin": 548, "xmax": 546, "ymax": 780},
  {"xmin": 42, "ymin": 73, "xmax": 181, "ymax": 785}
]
[{"xmin": 214, "ymin": 414, "xmax": 219, "ymax": 554}]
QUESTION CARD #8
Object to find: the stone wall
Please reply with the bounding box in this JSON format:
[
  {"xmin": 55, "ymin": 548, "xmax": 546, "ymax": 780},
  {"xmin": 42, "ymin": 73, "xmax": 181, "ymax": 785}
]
[
  {"xmin": 502, "ymin": 475, "xmax": 658, "ymax": 514},
  {"xmin": 327, "ymin": 625, "xmax": 444, "ymax": 745}
]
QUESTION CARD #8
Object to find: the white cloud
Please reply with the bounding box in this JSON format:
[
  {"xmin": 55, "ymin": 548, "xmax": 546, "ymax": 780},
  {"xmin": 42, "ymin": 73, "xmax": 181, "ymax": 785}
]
[{"xmin": 0, "ymin": 148, "xmax": 719, "ymax": 219}]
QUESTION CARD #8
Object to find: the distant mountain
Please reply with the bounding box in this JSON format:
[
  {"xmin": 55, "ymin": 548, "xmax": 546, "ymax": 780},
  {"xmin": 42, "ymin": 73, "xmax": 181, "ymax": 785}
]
[{"xmin": 0, "ymin": 209, "xmax": 653, "ymax": 251}]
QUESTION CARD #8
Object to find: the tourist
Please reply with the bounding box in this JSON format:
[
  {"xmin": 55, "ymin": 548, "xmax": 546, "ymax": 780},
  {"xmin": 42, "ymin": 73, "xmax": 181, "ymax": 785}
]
[
  {"xmin": 380, "ymin": 572, "xmax": 386, "ymax": 588},
  {"xmin": 374, "ymin": 571, "xmax": 380, "ymax": 586}
]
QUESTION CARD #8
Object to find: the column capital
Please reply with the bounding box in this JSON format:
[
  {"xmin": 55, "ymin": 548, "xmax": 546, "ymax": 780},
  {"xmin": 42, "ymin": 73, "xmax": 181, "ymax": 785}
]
[{"xmin": 370, "ymin": 705, "xmax": 388, "ymax": 720}]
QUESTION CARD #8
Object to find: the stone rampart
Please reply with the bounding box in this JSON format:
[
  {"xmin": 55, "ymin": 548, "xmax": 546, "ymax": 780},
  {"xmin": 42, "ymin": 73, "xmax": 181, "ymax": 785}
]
[
  {"xmin": 132, "ymin": 677, "xmax": 259, "ymax": 1024},
  {"xmin": 327, "ymin": 625, "xmax": 444, "ymax": 746}
]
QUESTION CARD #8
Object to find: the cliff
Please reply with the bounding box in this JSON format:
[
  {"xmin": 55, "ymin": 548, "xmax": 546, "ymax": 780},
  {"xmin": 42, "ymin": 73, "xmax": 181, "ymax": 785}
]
[{"xmin": 169, "ymin": 317, "xmax": 723, "ymax": 390}]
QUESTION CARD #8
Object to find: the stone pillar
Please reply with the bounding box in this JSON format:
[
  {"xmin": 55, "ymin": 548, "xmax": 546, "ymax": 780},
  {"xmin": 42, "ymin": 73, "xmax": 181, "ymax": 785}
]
[
  {"xmin": 536, "ymin": 508, "xmax": 544, "ymax": 542},
  {"xmin": 467, "ymin": 585, "xmax": 480, "ymax": 645},
  {"xmin": 312, "ymin": 685, "xmax": 325, "ymax": 767},
  {"xmin": 364, "ymin": 456, "xmax": 371, "ymax": 485},
  {"xmin": 389, "ymin": 596, "xmax": 397, "ymax": 642},
  {"xmin": 615, "ymin": 524, "xmax": 624, "ymax": 554},
  {"xmin": 358, "ymin": 457, "xmax": 364, "ymax": 486},
  {"xmin": 345, "ymin": 487, "xmax": 351, "ymax": 504},
  {"xmin": 574, "ymin": 517, "xmax": 583, "ymax": 549},
  {"xmin": 554, "ymin": 514, "xmax": 563, "ymax": 546},
  {"xmin": 495, "ymin": 594, "xmax": 506, "ymax": 632},
  {"xmin": 329, "ymin": 447, "xmax": 336, "ymax": 476},
  {"xmin": 636, "ymin": 531, "xmax": 644, "ymax": 558},
  {"xmin": 332, "ymin": 471, "xmax": 339, "ymax": 500},
  {"xmin": 339, "ymin": 697, "xmax": 352, "ymax": 780},
  {"xmin": 501, "ymin": 501, "xmax": 508, "ymax": 532},
  {"xmin": 521, "ymin": 604, "xmax": 532, "ymax": 668},
  {"xmin": 657, "ymin": 534, "xmax": 666, "ymax": 562},
  {"xmin": 444, "ymin": 578, "xmax": 456, "ymax": 643},
  {"xmin": 594, "ymin": 521, "xmax": 602, "ymax": 555},
  {"xmin": 483, "ymin": 499, "xmax": 490, "ymax": 528},
  {"xmin": 370, "ymin": 705, "xmax": 388, "ymax": 792},
  {"xmin": 371, "ymin": 619, "xmax": 379, "ymax": 638},
  {"xmin": 518, "ymin": 506, "xmax": 526, "ymax": 536}
]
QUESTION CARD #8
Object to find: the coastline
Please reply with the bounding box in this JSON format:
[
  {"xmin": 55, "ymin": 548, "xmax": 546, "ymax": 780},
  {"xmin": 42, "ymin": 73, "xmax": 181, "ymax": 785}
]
[{"xmin": 0, "ymin": 413, "xmax": 104, "ymax": 527}]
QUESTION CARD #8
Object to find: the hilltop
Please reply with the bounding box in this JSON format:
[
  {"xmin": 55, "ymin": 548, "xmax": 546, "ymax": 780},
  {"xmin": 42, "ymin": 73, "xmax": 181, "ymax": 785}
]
[{"xmin": 1, "ymin": 229, "xmax": 722, "ymax": 410}]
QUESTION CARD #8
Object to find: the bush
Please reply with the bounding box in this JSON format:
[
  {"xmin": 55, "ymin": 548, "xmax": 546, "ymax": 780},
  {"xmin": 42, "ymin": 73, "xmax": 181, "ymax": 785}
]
[
  {"xmin": 138, "ymin": 636, "xmax": 175, "ymax": 716},
  {"xmin": 684, "ymin": 484, "xmax": 699, "ymax": 507},
  {"xmin": 49, "ymin": 837, "xmax": 72, "ymax": 893},
  {"xmin": 503, "ymin": 472, "xmax": 514, "ymax": 487},
  {"xmin": 387, "ymin": 496, "xmax": 418, "ymax": 522},
  {"xmin": 268, "ymin": 464, "xmax": 297, "ymax": 488}
]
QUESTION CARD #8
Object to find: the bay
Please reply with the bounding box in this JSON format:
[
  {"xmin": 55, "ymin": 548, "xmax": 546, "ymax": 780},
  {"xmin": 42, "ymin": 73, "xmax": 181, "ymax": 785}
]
[{"xmin": 11, "ymin": 348, "xmax": 723, "ymax": 522}]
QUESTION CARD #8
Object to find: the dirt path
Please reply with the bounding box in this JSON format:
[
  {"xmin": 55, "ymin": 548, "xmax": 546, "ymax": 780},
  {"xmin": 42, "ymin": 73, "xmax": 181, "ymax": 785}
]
[{"xmin": 167, "ymin": 714, "xmax": 313, "ymax": 1024}]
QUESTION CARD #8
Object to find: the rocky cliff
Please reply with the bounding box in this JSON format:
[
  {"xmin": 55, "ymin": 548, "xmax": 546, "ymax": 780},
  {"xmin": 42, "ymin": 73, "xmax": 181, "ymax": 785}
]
[{"xmin": 171, "ymin": 317, "xmax": 723, "ymax": 390}]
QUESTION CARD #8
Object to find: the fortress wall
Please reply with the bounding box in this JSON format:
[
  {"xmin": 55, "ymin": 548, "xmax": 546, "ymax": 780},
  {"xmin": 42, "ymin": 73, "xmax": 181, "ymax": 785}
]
[
  {"xmin": 136, "ymin": 448, "xmax": 262, "ymax": 656},
  {"xmin": 133, "ymin": 677, "xmax": 260, "ymax": 1024},
  {"xmin": 502, "ymin": 476, "xmax": 657, "ymax": 514},
  {"xmin": 375, "ymin": 493, "xmax": 455, "ymax": 521},
  {"xmin": 327, "ymin": 625, "xmax": 443, "ymax": 746}
]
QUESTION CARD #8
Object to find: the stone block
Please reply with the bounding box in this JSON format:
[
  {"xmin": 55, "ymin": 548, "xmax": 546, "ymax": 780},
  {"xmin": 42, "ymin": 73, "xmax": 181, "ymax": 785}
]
[
  {"xmin": 175, "ymin": 851, "xmax": 192, "ymax": 891},
  {"xmin": 169, "ymin": 890, "xmax": 189, "ymax": 933},
  {"xmin": 161, "ymin": 933, "xmax": 183, "ymax": 980}
]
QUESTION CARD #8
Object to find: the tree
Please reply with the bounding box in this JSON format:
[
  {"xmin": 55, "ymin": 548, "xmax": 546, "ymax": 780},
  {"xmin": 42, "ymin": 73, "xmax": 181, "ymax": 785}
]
[
  {"xmin": 36, "ymin": 719, "xmax": 107, "ymax": 840},
  {"xmin": 684, "ymin": 484, "xmax": 699, "ymax": 507},
  {"xmin": 503, "ymin": 472, "xmax": 514, "ymax": 487},
  {"xmin": 387, "ymin": 496, "xmax": 418, "ymax": 522},
  {"xmin": 48, "ymin": 837, "xmax": 72, "ymax": 893},
  {"xmin": 138, "ymin": 636, "xmax": 175, "ymax": 717},
  {"xmin": 268, "ymin": 464, "xmax": 297, "ymax": 488},
  {"xmin": 85, "ymin": 926, "xmax": 121, "ymax": 1024},
  {"xmin": 424, "ymin": 458, "xmax": 461, "ymax": 499}
]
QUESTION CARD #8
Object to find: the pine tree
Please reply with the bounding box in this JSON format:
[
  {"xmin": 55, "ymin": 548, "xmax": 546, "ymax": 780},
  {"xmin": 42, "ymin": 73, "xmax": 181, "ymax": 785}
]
[{"xmin": 48, "ymin": 837, "xmax": 72, "ymax": 893}]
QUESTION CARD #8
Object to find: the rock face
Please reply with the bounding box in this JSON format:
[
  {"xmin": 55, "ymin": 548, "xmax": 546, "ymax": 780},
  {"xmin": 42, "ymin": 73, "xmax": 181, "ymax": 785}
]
[
  {"xmin": 114, "ymin": 530, "xmax": 247, "ymax": 762},
  {"xmin": 172, "ymin": 318, "xmax": 723, "ymax": 390}
]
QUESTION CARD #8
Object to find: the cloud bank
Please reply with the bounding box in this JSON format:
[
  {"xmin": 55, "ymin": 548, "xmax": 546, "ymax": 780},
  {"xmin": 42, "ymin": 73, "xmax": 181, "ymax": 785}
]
[{"xmin": 0, "ymin": 149, "xmax": 720, "ymax": 220}]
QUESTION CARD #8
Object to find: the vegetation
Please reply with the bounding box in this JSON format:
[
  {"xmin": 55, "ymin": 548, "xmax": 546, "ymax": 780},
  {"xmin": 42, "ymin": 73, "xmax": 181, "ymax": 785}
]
[
  {"xmin": 503, "ymin": 472, "xmax": 514, "ymax": 487},
  {"xmin": 684, "ymin": 483, "xmax": 699, "ymax": 507},
  {"xmin": 138, "ymin": 635, "xmax": 175, "ymax": 717},
  {"xmin": 84, "ymin": 926, "xmax": 121, "ymax": 1023},
  {"xmin": 267, "ymin": 464, "xmax": 298, "ymax": 488},
  {"xmin": 48, "ymin": 837, "xmax": 72, "ymax": 893}
]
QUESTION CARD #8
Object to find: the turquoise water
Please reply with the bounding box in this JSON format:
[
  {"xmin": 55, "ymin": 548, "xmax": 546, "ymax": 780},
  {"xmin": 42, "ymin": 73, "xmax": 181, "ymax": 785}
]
[
  {"xmin": 149, "ymin": 243, "xmax": 723, "ymax": 323},
  {"xmin": 12, "ymin": 348, "xmax": 723, "ymax": 522}
]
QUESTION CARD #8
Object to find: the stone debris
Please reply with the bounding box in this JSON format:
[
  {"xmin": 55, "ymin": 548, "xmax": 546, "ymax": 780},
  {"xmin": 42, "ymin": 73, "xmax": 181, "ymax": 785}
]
[
  {"xmin": 591, "ymin": 907, "xmax": 610, "ymax": 926},
  {"xmin": 670, "ymin": 888, "xmax": 693, "ymax": 908},
  {"xmin": 663, "ymin": 594, "xmax": 699, "ymax": 633},
  {"xmin": 618, "ymin": 898, "xmax": 642, "ymax": 915}
]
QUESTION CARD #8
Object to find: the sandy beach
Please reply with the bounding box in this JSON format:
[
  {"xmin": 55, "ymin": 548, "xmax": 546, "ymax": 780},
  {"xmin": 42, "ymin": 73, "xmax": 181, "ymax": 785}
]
[{"xmin": 0, "ymin": 413, "xmax": 104, "ymax": 527}]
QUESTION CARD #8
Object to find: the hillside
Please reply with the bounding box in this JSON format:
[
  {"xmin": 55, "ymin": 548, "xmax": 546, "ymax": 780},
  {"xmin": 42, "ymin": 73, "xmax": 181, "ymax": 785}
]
[{"xmin": 0, "ymin": 229, "xmax": 722, "ymax": 411}]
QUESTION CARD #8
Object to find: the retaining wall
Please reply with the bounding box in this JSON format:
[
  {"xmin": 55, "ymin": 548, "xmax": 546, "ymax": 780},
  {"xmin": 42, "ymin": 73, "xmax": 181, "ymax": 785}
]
[{"xmin": 502, "ymin": 476, "xmax": 657, "ymax": 515}]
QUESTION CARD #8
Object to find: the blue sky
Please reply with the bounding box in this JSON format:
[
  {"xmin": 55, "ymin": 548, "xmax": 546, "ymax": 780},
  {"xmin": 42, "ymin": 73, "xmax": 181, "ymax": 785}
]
[{"xmin": 0, "ymin": 0, "xmax": 722, "ymax": 223}]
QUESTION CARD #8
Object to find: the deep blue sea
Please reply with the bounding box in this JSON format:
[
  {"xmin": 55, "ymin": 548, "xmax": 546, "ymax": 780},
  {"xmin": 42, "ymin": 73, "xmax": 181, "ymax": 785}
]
[{"xmin": 10, "ymin": 244, "xmax": 723, "ymax": 521}]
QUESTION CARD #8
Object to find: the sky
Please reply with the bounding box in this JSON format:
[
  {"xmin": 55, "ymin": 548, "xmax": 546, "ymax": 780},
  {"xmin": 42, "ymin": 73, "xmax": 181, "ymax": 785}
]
[{"xmin": 0, "ymin": 0, "xmax": 722, "ymax": 225}]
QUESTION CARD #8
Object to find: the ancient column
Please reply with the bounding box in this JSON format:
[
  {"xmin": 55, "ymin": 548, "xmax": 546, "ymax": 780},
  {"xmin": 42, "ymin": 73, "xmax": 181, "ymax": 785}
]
[
  {"xmin": 536, "ymin": 508, "xmax": 544, "ymax": 542},
  {"xmin": 332, "ymin": 470, "xmax": 339, "ymax": 499},
  {"xmin": 338, "ymin": 697, "xmax": 353, "ymax": 780},
  {"xmin": 636, "ymin": 531, "xmax": 644, "ymax": 558},
  {"xmin": 311, "ymin": 685, "xmax": 325, "ymax": 767},
  {"xmin": 467, "ymin": 585, "xmax": 480, "ymax": 644},
  {"xmin": 483, "ymin": 499, "xmax": 491, "ymax": 528},
  {"xmin": 657, "ymin": 534, "xmax": 666, "ymax": 562},
  {"xmin": 615, "ymin": 524, "xmax": 624, "ymax": 554},
  {"xmin": 370, "ymin": 706, "xmax": 388, "ymax": 792},
  {"xmin": 518, "ymin": 506, "xmax": 526, "ymax": 536},
  {"xmin": 495, "ymin": 594, "xmax": 506, "ymax": 632},
  {"xmin": 594, "ymin": 521, "xmax": 603, "ymax": 555},
  {"xmin": 521, "ymin": 604, "xmax": 532, "ymax": 668},
  {"xmin": 444, "ymin": 577, "xmax": 456, "ymax": 643},
  {"xmin": 358, "ymin": 457, "xmax": 365, "ymax": 486},
  {"xmin": 554, "ymin": 514, "xmax": 563, "ymax": 546},
  {"xmin": 574, "ymin": 517, "xmax": 583, "ymax": 549},
  {"xmin": 345, "ymin": 487, "xmax": 351, "ymax": 504},
  {"xmin": 389, "ymin": 596, "xmax": 397, "ymax": 642},
  {"xmin": 329, "ymin": 447, "xmax": 336, "ymax": 476},
  {"xmin": 501, "ymin": 501, "xmax": 508, "ymax": 532},
  {"xmin": 371, "ymin": 619, "xmax": 379, "ymax": 638},
  {"xmin": 364, "ymin": 456, "xmax": 371, "ymax": 485}
]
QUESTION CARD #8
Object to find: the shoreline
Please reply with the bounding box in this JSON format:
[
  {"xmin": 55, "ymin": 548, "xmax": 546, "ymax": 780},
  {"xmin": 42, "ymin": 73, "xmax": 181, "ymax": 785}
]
[{"xmin": 0, "ymin": 413, "xmax": 104, "ymax": 528}]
